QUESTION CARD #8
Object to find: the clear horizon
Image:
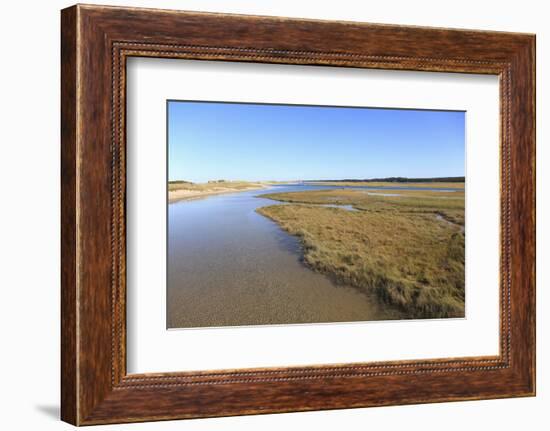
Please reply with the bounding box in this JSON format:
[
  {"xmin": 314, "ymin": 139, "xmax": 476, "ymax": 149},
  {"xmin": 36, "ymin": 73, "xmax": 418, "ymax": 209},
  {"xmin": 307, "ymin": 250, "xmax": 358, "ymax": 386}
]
[{"xmin": 168, "ymin": 101, "xmax": 465, "ymax": 183}]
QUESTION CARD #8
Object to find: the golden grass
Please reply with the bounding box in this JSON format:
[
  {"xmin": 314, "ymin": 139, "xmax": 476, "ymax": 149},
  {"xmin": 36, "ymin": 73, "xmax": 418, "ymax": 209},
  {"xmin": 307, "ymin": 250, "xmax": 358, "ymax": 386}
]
[
  {"xmin": 308, "ymin": 181, "xmax": 464, "ymax": 189},
  {"xmin": 257, "ymin": 188, "xmax": 465, "ymax": 318}
]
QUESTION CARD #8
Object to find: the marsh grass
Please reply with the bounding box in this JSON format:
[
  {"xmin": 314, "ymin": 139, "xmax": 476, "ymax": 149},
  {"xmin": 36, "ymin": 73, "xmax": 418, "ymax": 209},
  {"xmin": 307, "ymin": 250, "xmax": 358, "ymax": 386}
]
[
  {"xmin": 308, "ymin": 181, "xmax": 465, "ymax": 189},
  {"xmin": 257, "ymin": 188, "xmax": 465, "ymax": 318}
]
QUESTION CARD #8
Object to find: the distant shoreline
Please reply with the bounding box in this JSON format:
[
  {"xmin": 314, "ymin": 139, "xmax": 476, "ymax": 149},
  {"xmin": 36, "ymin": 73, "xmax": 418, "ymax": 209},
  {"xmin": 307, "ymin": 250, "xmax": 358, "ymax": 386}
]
[
  {"xmin": 168, "ymin": 183, "xmax": 269, "ymax": 203},
  {"xmin": 168, "ymin": 179, "xmax": 465, "ymax": 203},
  {"xmin": 306, "ymin": 181, "xmax": 464, "ymax": 189},
  {"xmin": 306, "ymin": 176, "xmax": 465, "ymax": 183}
]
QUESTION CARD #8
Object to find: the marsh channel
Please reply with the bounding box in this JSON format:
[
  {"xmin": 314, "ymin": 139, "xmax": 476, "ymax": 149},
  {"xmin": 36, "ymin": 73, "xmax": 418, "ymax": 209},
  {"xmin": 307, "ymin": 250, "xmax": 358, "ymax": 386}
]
[{"xmin": 167, "ymin": 183, "xmax": 460, "ymax": 328}]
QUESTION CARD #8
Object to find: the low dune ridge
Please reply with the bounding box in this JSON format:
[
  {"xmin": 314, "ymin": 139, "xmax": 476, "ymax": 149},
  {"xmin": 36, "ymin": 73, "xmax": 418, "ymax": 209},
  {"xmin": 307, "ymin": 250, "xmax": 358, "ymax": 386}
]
[{"xmin": 168, "ymin": 180, "xmax": 268, "ymax": 203}]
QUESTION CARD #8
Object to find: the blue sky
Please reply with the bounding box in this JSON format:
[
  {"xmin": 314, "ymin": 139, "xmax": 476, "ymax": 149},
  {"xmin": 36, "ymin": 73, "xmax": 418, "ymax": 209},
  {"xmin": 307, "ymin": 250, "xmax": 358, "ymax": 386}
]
[{"xmin": 168, "ymin": 101, "xmax": 465, "ymax": 182}]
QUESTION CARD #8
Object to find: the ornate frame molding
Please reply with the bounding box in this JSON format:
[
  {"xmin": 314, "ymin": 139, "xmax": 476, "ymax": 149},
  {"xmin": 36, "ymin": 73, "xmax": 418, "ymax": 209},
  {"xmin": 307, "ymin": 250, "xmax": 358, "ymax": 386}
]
[{"xmin": 61, "ymin": 5, "xmax": 535, "ymax": 425}]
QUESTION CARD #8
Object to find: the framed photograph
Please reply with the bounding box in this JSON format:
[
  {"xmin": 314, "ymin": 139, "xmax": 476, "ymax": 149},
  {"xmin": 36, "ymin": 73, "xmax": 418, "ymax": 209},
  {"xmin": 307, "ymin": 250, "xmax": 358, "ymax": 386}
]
[{"xmin": 61, "ymin": 4, "xmax": 535, "ymax": 425}]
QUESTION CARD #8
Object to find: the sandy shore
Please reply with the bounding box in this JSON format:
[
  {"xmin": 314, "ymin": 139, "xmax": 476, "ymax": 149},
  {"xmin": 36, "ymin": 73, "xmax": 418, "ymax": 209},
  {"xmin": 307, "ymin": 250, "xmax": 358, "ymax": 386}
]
[{"xmin": 169, "ymin": 184, "xmax": 268, "ymax": 203}]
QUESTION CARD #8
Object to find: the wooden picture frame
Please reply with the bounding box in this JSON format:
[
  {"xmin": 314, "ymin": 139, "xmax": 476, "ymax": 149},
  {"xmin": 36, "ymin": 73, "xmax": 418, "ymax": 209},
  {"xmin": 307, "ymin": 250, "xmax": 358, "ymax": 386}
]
[{"xmin": 61, "ymin": 4, "xmax": 535, "ymax": 425}]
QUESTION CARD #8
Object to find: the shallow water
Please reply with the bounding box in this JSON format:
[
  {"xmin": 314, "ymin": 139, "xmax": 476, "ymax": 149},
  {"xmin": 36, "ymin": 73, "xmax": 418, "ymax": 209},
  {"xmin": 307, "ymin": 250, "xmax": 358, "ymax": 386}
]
[
  {"xmin": 319, "ymin": 203, "xmax": 358, "ymax": 211},
  {"xmin": 167, "ymin": 184, "xmax": 453, "ymax": 328}
]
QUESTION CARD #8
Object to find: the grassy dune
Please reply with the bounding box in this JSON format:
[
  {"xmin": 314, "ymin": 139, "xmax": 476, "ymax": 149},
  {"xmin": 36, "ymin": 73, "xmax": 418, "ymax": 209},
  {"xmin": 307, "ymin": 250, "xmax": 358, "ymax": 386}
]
[
  {"xmin": 256, "ymin": 189, "xmax": 465, "ymax": 319},
  {"xmin": 169, "ymin": 180, "xmax": 266, "ymax": 202}
]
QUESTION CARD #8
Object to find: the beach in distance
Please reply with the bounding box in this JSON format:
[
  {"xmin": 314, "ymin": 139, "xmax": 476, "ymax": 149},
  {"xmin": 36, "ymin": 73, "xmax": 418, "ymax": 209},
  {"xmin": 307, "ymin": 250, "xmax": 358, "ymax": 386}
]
[{"xmin": 168, "ymin": 180, "xmax": 269, "ymax": 202}]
